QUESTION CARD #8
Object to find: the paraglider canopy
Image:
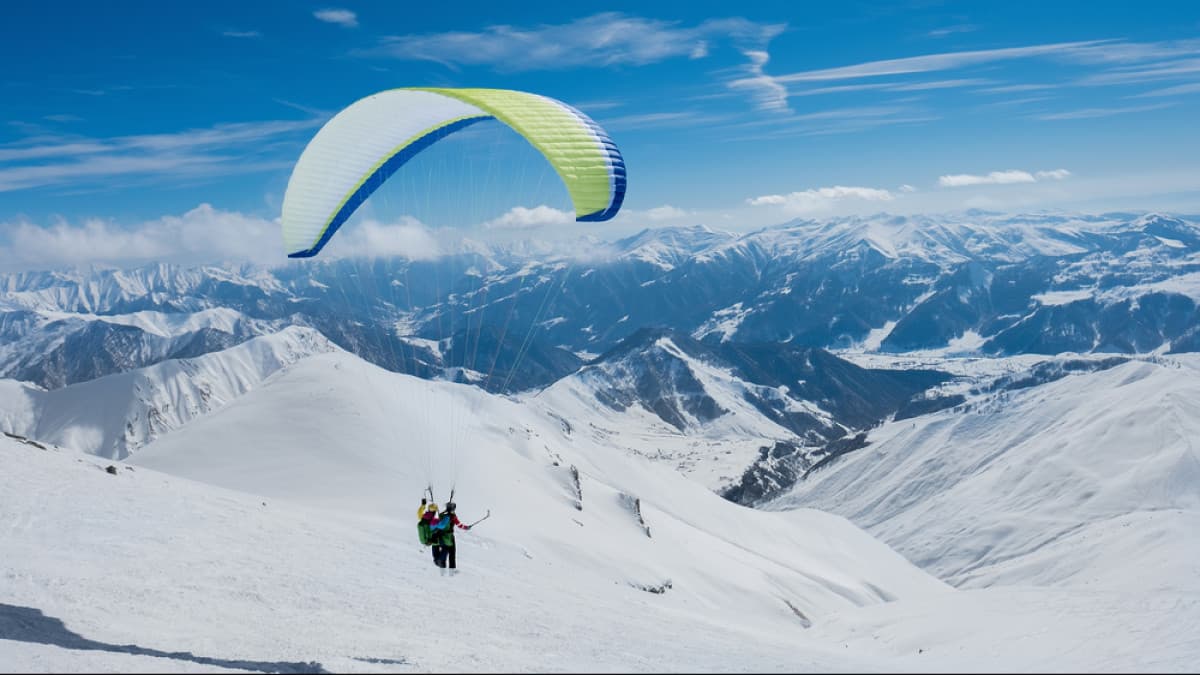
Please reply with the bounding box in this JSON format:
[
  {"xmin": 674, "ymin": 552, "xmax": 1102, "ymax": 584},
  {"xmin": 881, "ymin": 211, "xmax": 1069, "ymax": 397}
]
[{"xmin": 281, "ymin": 87, "xmax": 627, "ymax": 258}]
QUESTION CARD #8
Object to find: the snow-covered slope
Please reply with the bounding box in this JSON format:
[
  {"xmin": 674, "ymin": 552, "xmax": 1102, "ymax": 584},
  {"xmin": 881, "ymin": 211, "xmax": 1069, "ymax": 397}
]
[
  {"xmin": 0, "ymin": 434, "xmax": 889, "ymax": 673},
  {"xmin": 129, "ymin": 349, "xmax": 946, "ymax": 625},
  {"xmin": 0, "ymin": 327, "xmax": 337, "ymax": 459},
  {"xmin": 770, "ymin": 354, "xmax": 1200, "ymax": 592},
  {"xmin": 5, "ymin": 361, "xmax": 1199, "ymax": 671}
]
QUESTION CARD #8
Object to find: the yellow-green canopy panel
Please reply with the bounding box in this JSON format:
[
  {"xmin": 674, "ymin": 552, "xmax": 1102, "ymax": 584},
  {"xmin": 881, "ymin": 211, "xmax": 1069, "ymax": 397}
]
[{"xmin": 281, "ymin": 87, "xmax": 626, "ymax": 258}]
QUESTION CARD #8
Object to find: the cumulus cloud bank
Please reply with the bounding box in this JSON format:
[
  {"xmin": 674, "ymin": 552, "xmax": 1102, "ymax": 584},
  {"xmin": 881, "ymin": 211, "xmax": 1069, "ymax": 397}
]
[{"xmin": 0, "ymin": 205, "xmax": 441, "ymax": 272}]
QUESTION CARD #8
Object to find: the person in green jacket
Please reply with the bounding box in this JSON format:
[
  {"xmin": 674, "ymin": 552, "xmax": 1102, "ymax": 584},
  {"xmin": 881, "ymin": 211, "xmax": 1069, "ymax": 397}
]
[{"xmin": 428, "ymin": 501, "xmax": 471, "ymax": 575}]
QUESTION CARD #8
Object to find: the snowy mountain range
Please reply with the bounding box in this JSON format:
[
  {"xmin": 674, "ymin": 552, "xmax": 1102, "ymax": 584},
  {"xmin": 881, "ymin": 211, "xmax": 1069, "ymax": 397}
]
[
  {"xmin": 3, "ymin": 211, "xmax": 1198, "ymax": 394},
  {"xmin": 4, "ymin": 210, "xmax": 1198, "ymax": 505}
]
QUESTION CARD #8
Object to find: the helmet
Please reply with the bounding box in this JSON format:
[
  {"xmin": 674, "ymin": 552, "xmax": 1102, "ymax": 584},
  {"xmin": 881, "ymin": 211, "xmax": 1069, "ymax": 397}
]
[
  {"xmin": 445, "ymin": 502, "xmax": 456, "ymax": 513},
  {"xmin": 426, "ymin": 503, "xmax": 438, "ymax": 512}
]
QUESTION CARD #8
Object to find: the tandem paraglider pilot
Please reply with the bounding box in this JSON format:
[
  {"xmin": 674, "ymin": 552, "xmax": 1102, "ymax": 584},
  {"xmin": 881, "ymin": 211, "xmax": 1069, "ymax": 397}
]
[{"xmin": 417, "ymin": 497, "xmax": 471, "ymax": 576}]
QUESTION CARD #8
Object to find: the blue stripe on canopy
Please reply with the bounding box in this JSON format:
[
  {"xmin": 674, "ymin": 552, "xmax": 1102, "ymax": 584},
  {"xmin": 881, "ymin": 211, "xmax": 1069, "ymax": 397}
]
[{"xmin": 288, "ymin": 115, "xmax": 490, "ymax": 259}]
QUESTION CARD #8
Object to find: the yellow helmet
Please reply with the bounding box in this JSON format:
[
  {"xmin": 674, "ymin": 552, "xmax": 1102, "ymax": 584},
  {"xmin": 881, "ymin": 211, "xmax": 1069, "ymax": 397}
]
[{"xmin": 426, "ymin": 503, "xmax": 438, "ymax": 512}]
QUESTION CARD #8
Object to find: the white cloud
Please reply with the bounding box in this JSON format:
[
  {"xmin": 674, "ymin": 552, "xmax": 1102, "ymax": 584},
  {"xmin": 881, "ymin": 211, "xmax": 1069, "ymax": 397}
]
[
  {"xmin": 0, "ymin": 206, "xmax": 444, "ymax": 272},
  {"xmin": 978, "ymin": 83, "xmax": 1056, "ymax": 94},
  {"xmin": 644, "ymin": 205, "xmax": 689, "ymax": 221},
  {"xmin": 899, "ymin": 184, "xmax": 917, "ymax": 193},
  {"xmin": 359, "ymin": 13, "xmax": 782, "ymax": 71},
  {"xmin": 757, "ymin": 41, "xmax": 1104, "ymax": 85},
  {"xmin": 939, "ymin": 170, "xmax": 1036, "ymax": 187},
  {"xmin": 721, "ymin": 104, "xmax": 939, "ymax": 139},
  {"xmin": 314, "ymin": 8, "xmax": 358, "ymax": 28},
  {"xmin": 597, "ymin": 111, "xmax": 729, "ymax": 131},
  {"xmin": 747, "ymin": 185, "xmax": 894, "ymax": 213},
  {"xmin": 483, "ymin": 205, "xmax": 574, "ymax": 230},
  {"xmin": 939, "ymin": 169, "xmax": 1072, "ymax": 187},
  {"xmin": 0, "ymin": 205, "xmax": 279, "ymax": 271},
  {"xmin": 728, "ymin": 38, "xmax": 1200, "ymax": 113},
  {"xmin": 887, "ymin": 78, "xmax": 990, "ymax": 91},
  {"xmin": 1132, "ymin": 82, "xmax": 1200, "ymax": 98},
  {"xmin": 222, "ymin": 30, "xmax": 262, "ymax": 38},
  {"xmin": 1035, "ymin": 103, "xmax": 1173, "ymax": 120},
  {"xmin": 928, "ymin": 24, "xmax": 977, "ymax": 38},
  {"xmin": 320, "ymin": 217, "xmax": 441, "ymax": 259},
  {"xmin": 729, "ymin": 49, "xmax": 790, "ymax": 112},
  {"xmin": 1035, "ymin": 169, "xmax": 1072, "ymax": 180}
]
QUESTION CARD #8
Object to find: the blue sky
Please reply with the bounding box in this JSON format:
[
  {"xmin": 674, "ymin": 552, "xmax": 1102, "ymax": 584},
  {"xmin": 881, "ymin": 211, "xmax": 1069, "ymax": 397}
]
[{"xmin": 2, "ymin": 1, "xmax": 1200, "ymax": 268}]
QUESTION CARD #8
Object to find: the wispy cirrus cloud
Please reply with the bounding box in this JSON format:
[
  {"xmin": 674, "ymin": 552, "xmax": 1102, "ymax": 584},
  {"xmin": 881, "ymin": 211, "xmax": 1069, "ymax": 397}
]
[
  {"xmin": 1035, "ymin": 103, "xmax": 1172, "ymax": 120},
  {"xmin": 731, "ymin": 38, "xmax": 1200, "ymax": 112},
  {"xmin": 730, "ymin": 48, "xmax": 790, "ymax": 111},
  {"xmin": 938, "ymin": 169, "xmax": 1071, "ymax": 187},
  {"xmin": 357, "ymin": 12, "xmax": 782, "ymax": 72},
  {"xmin": 784, "ymin": 78, "xmax": 990, "ymax": 99},
  {"xmin": 314, "ymin": 8, "xmax": 358, "ymax": 28},
  {"xmin": 597, "ymin": 110, "xmax": 733, "ymax": 131},
  {"xmin": 1077, "ymin": 58, "xmax": 1200, "ymax": 86},
  {"xmin": 928, "ymin": 24, "xmax": 977, "ymax": 38},
  {"xmin": 721, "ymin": 103, "xmax": 939, "ymax": 139},
  {"xmin": 0, "ymin": 117, "xmax": 324, "ymax": 192},
  {"xmin": 978, "ymin": 83, "xmax": 1057, "ymax": 94},
  {"xmin": 222, "ymin": 29, "xmax": 262, "ymax": 38},
  {"xmin": 747, "ymin": 185, "xmax": 895, "ymax": 213},
  {"xmin": 1131, "ymin": 82, "xmax": 1200, "ymax": 98},
  {"xmin": 571, "ymin": 100, "xmax": 625, "ymax": 112},
  {"xmin": 888, "ymin": 78, "xmax": 990, "ymax": 91},
  {"xmin": 759, "ymin": 41, "xmax": 1105, "ymax": 85},
  {"xmin": 43, "ymin": 114, "xmax": 84, "ymax": 123}
]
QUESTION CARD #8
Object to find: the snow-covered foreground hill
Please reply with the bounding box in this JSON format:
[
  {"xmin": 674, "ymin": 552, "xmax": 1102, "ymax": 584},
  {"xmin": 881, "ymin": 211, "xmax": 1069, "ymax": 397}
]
[
  {"xmin": 4, "ymin": 347, "xmax": 1200, "ymax": 671},
  {"xmin": 127, "ymin": 350, "xmax": 944, "ymax": 621},
  {"xmin": 773, "ymin": 354, "xmax": 1200, "ymax": 593}
]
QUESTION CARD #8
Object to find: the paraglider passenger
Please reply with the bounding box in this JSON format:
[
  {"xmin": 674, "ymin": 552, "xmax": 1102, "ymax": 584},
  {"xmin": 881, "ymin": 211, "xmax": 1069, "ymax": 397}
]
[{"xmin": 418, "ymin": 498, "xmax": 442, "ymax": 568}]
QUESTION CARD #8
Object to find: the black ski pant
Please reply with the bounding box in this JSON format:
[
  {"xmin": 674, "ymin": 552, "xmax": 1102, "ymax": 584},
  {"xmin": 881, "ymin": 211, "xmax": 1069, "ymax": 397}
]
[{"xmin": 432, "ymin": 540, "xmax": 457, "ymax": 569}]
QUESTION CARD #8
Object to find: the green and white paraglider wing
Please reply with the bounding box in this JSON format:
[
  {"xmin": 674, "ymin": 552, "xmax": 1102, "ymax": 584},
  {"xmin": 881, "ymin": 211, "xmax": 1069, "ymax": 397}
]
[{"xmin": 281, "ymin": 87, "xmax": 627, "ymax": 258}]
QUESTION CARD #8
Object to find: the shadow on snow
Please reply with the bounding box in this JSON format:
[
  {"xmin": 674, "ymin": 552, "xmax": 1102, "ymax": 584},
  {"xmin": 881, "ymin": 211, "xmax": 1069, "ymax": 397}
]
[{"xmin": 0, "ymin": 603, "xmax": 328, "ymax": 674}]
